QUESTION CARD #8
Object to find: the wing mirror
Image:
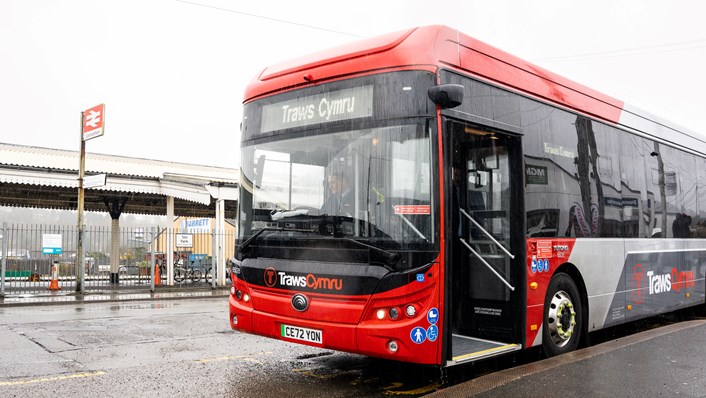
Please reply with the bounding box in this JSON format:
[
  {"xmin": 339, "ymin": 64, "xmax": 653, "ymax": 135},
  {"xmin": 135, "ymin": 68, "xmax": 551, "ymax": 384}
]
[{"xmin": 427, "ymin": 84, "xmax": 464, "ymax": 109}]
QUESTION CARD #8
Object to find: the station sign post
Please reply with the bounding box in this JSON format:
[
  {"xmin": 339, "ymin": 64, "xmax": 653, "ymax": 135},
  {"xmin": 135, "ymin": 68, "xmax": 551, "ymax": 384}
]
[{"xmin": 77, "ymin": 104, "xmax": 105, "ymax": 293}]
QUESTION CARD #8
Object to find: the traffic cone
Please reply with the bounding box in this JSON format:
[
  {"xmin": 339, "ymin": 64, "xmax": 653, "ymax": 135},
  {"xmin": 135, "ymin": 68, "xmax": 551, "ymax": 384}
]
[
  {"xmin": 154, "ymin": 262, "xmax": 161, "ymax": 285},
  {"xmin": 48, "ymin": 262, "xmax": 61, "ymax": 291}
]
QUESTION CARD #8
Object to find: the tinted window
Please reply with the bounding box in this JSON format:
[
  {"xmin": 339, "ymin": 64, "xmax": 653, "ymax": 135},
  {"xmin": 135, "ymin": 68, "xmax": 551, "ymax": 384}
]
[
  {"xmin": 619, "ymin": 134, "xmax": 650, "ymax": 237},
  {"xmin": 697, "ymin": 158, "xmax": 706, "ymax": 238},
  {"xmin": 645, "ymin": 141, "xmax": 669, "ymax": 237},
  {"xmin": 521, "ymin": 98, "xmax": 561, "ymax": 237},
  {"xmin": 593, "ymin": 123, "xmax": 622, "ymax": 237},
  {"xmin": 440, "ymin": 70, "xmax": 706, "ymax": 239}
]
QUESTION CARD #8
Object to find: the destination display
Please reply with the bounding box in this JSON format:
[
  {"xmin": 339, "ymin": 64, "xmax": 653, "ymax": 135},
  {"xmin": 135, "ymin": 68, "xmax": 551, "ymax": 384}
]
[{"xmin": 261, "ymin": 85, "xmax": 374, "ymax": 133}]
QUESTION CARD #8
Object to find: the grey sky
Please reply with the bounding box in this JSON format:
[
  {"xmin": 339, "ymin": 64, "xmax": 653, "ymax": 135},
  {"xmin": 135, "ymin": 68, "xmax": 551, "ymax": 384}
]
[{"xmin": 2, "ymin": 0, "xmax": 705, "ymax": 169}]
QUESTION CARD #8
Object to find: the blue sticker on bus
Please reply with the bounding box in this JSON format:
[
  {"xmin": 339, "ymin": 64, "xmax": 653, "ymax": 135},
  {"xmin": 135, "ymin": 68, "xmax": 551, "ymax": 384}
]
[
  {"xmin": 427, "ymin": 325, "xmax": 438, "ymax": 342},
  {"xmin": 427, "ymin": 308, "xmax": 439, "ymax": 325},
  {"xmin": 543, "ymin": 259, "xmax": 550, "ymax": 272},
  {"xmin": 410, "ymin": 327, "xmax": 426, "ymax": 344},
  {"xmin": 416, "ymin": 273, "xmax": 425, "ymax": 282},
  {"xmin": 531, "ymin": 259, "xmax": 537, "ymax": 273}
]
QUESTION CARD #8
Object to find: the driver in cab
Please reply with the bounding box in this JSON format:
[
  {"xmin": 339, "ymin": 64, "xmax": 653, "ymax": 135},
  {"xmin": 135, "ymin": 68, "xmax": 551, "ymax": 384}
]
[{"xmin": 321, "ymin": 173, "xmax": 354, "ymax": 217}]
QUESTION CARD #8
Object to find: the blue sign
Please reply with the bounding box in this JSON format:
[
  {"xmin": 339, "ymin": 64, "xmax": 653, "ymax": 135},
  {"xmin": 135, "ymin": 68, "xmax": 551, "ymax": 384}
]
[
  {"xmin": 531, "ymin": 259, "xmax": 538, "ymax": 273},
  {"xmin": 543, "ymin": 259, "xmax": 550, "ymax": 272},
  {"xmin": 181, "ymin": 218, "xmax": 211, "ymax": 231},
  {"xmin": 416, "ymin": 273, "xmax": 425, "ymax": 282},
  {"xmin": 427, "ymin": 325, "xmax": 438, "ymax": 342},
  {"xmin": 410, "ymin": 327, "xmax": 426, "ymax": 344},
  {"xmin": 427, "ymin": 308, "xmax": 439, "ymax": 325},
  {"xmin": 42, "ymin": 233, "xmax": 62, "ymax": 255},
  {"xmin": 189, "ymin": 253, "xmax": 207, "ymax": 261}
]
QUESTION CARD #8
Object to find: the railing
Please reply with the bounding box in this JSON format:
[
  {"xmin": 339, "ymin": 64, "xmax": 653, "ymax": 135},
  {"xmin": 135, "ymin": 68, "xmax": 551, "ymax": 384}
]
[
  {"xmin": 459, "ymin": 208, "xmax": 515, "ymax": 292},
  {"xmin": 0, "ymin": 222, "xmax": 235, "ymax": 297}
]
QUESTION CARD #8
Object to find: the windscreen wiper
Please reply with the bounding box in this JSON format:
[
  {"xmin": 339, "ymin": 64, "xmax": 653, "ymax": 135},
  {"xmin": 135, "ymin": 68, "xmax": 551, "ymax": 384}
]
[
  {"xmin": 342, "ymin": 238, "xmax": 400, "ymax": 266},
  {"xmin": 238, "ymin": 227, "xmax": 316, "ymax": 257}
]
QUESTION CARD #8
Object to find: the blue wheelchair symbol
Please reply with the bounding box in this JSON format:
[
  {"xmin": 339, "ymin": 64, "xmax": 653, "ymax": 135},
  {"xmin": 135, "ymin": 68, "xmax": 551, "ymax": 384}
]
[{"xmin": 427, "ymin": 325, "xmax": 438, "ymax": 342}]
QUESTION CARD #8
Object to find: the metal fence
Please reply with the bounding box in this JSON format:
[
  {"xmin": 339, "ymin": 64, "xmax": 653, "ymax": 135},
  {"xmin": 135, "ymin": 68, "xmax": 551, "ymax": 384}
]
[{"xmin": 0, "ymin": 223, "xmax": 235, "ymax": 296}]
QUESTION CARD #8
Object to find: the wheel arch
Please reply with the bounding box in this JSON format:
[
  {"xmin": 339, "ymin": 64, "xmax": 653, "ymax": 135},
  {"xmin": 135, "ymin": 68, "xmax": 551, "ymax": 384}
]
[{"xmin": 553, "ymin": 261, "xmax": 589, "ymax": 346}]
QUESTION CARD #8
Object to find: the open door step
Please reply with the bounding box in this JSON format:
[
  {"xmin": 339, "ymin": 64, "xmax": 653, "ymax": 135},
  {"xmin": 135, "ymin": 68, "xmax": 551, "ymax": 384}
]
[{"xmin": 450, "ymin": 334, "xmax": 521, "ymax": 364}]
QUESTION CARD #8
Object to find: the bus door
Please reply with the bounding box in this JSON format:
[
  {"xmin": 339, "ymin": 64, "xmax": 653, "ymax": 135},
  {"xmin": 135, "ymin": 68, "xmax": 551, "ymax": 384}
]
[{"xmin": 448, "ymin": 121, "xmax": 523, "ymax": 364}]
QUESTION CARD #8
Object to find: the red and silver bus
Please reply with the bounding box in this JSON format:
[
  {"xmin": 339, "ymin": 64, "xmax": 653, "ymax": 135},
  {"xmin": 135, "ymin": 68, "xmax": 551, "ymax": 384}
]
[{"xmin": 229, "ymin": 25, "xmax": 706, "ymax": 367}]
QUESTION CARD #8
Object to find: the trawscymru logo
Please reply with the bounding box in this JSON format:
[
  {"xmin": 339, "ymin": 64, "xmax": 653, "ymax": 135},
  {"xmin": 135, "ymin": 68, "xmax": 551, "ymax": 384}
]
[
  {"xmin": 263, "ymin": 268, "xmax": 343, "ymax": 291},
  {"xmin": 646, "ymin": 270, "xmax": 671, "ymax": 294}
]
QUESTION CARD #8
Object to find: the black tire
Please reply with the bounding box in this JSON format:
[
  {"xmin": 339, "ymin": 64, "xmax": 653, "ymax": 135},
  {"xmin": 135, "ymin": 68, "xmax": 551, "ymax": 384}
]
[
  {"xmin": 190, "ymin": 269, "xmax": 202, "ymax": 283},
  {"xmin": 174, "ymin": 268, "xmax": 185, "ymax": 283},
  {"xmin": 205, "ymin": 267, "xmax": 213, "ymax": 284},
  {"xmin": 542, "ymin": 273, "xmax": 584, "ymax": 357}
]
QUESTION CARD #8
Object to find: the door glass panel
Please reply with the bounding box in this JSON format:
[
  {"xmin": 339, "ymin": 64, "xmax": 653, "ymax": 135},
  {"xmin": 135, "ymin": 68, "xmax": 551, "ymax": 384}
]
[
  {"xmin": 456, "ymin": 124, "xmax": 514, "ymax": 302},
  {"xmin": 467, "ymin": 145, "xmax": 510, "ymax": 243}
]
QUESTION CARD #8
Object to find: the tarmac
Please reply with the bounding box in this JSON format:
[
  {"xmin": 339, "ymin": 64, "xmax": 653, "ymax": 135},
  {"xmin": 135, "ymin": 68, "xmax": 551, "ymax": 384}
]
[
  {"xmin": 430, "ymin": 318, "xmax": 706, "ymax": 398},
  {"xmin": 3, "ymin": 287, "xmax": 706, "ymax": 398}
]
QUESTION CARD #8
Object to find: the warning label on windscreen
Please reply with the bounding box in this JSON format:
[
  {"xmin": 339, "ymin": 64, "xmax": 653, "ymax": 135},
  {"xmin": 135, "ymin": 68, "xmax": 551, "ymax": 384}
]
[{"xmin": 394, "ymin": 205, "xmax": 431, "ymax": 215}]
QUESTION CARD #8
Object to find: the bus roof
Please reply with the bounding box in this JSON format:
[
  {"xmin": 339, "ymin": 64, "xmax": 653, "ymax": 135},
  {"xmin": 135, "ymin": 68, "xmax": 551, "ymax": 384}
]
[{"xmin": 244, "ymin": 25, "xmax": 706, "ymax": 156}]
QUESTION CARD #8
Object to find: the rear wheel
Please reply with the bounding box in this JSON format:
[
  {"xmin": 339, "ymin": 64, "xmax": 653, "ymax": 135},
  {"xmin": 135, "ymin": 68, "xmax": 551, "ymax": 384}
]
[{"xmin": 542, "ymin": 272, "xmax": 583, "ymax": 357}]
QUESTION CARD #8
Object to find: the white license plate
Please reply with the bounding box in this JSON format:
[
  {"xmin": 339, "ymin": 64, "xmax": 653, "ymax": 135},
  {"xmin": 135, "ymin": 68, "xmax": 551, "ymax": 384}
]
[{"xmin": 280, "ymin": 324, "xmax": 323, "ymax": 344}]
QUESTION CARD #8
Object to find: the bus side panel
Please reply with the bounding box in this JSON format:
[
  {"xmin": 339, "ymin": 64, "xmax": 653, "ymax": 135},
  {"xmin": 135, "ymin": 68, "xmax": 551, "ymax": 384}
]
[
  {"xmin": 617, "ymin": 240, "xmax": 706, "ymax": 323},
  {"xmin": 526, "ymin": 238, "xmax": 706, "ymax": 347}
]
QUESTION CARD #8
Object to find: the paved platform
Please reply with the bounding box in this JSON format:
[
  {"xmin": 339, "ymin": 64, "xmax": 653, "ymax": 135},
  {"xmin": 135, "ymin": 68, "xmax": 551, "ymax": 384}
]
[
  {"xmin": 430, "ymin": 319, "xmax": 706, "ymax": 398},
  {"xmin": 0, "ymin": 287, "xmax": 229, "ymax": 307}
]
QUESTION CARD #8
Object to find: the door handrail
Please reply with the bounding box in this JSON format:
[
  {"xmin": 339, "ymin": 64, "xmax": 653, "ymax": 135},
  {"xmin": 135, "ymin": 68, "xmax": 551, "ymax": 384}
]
[
  {"xmin": 459, "ymin": 238, "xmax": 515, "ymax": 292},
  {"xmin": 459, "ymin": 208, "xmax": 515, "ymax": 260}
]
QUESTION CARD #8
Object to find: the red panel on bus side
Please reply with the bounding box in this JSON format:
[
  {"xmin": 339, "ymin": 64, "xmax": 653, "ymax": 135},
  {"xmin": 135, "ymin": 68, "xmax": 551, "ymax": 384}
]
[{"xmin": 525, "ymin": 238, "xmax": 577, "ymax": 346}]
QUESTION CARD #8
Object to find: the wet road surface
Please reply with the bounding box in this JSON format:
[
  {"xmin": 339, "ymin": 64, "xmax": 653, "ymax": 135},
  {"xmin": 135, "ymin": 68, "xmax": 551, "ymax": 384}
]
[
  {"xmin": 2, "ymin": 298, "xmax": 702, "ymax": 397},
  {"xmin": 0, "ymin": 298, "xmax": 439, "ymax": 397}
]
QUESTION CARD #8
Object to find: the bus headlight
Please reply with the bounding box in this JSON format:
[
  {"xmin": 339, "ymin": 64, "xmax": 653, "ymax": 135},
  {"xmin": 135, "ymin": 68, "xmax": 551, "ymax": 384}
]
[{"xmin": 405, "ymin": 305, "xmax": 416, "ymax": 317}]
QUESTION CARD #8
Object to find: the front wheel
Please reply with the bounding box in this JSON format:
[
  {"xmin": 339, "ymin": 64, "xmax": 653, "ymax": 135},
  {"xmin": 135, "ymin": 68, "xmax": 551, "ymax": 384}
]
[
  {"xmin": 542, "ymin": 272, "xmax": 584, "ymax": 357},
  {"xmin": 174, "ymin": 268, "xmax": 186, "ymax": 283}
]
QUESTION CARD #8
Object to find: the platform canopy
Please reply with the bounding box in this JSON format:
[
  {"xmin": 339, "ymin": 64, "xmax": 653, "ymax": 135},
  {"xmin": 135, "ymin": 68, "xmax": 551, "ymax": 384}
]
[{"xmin": 0, "ymin": 143, "xmax": 239, "ymax": 218}]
